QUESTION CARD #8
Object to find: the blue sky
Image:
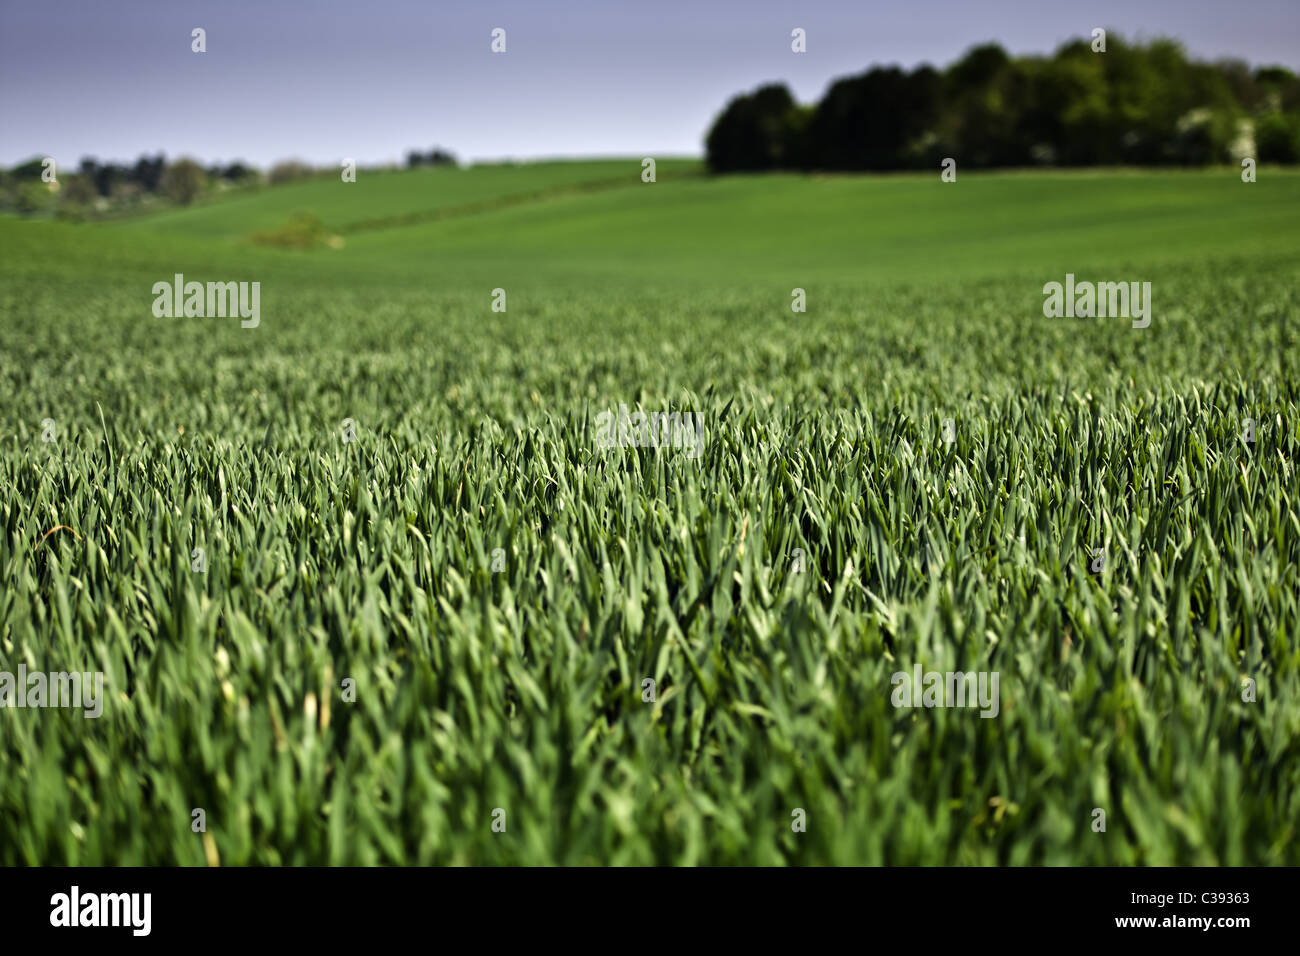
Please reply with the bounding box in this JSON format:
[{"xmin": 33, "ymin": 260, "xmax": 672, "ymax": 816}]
[{"xmin": 2, "ymin": 0, "xmax": 1297, "ymax": 168}]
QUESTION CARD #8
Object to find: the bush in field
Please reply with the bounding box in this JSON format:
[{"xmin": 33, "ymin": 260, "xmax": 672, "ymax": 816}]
[
  {"xmin": 1173, "ymin": 107, "xmax": 1241, "ymax": 164},
  {"xmin": 53, "ymin": 174, "xmax": 100, "ymax": 220},
  {"xmin": 14, "ymin": 180, "xmax": 55, "ymax": 215},
  {"xmin": 160, "ymin": 158, "xmax": 207, "ymax": 205},
  {"xmin": 407, "ymin": 148, "xmax": 459, "ymax": 168},
  {"xmin": 248, "ymin": 211, "xmax": 337, "ymax": 249},
  {"xmin": 269, "ymin": 160, "xmax": 314, "ymax": 185},
  {"xmin": 1256, "ymin": 112, "xmax": 1300, "ymax": 162}
]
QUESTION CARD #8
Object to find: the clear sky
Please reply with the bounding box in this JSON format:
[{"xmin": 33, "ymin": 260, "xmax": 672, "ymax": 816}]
[{"xmin": 2, "ymin": 0, "xmax": 1297, "ymax": 168}]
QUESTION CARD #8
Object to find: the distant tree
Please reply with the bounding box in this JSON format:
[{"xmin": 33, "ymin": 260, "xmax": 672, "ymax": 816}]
[
  {"xmin": 406, "ymin": 149, "xmax": 456, "ymax": 168},
  {"xmin": 780, "ymin": 105, "xmax": 816, "ymax": 169},
  {"xmin": 269, "ymin": 160, "xmax": 313, "ymax": 184},
  {"xmin": 1256, "ymin": 112, "xmax": 1300, "ymax": 162},
  {"xmin": 111, "ymin": 181, "xmax": 144, "ymax": 206},
  {"xmin": 80, "ymin": 160, "xmax": 129, "ymax": 198},
  {"xmin": 1173, "ymin": 107, "xmax": 1239, "ymax": 164},
  {"xmin": 810, "ymin": 66, "xmax": 942, "ymax": 170},
  {"xmin": 705, "ymin": 84, "xmax": 799, "ymax": 172},
  {"xmin": 221, "ymin": 162, "xmax": 254, "ymax": 182},
  {"xmin": 1254, "ymin": 66, "xmax": 1300, "ymax": 112},
  {"xmin": 15, "ymin": 180, "xmax": 54, "ymax": 215},
  {"xmin": 160, "ymin": 158, "xmax": 206, "ymax": 204},
  {"xmin": 55, "ymin": 174, "xmax": 99, "ymax": 220},
  {"xmin": 702, "ymin": 34, "xmax": 1296, "ymax": 173},
  {"xmin": 131, "ymin": 154, "xmax": 165, "ymax": 192},
  {"xmin": 947, "ymin": 43, "xmax": 1011, "ymax": 94},
  {"xmin": 9, "ymin": 157, "xmax": 49, "ymax": 180},
  {"xmin": 60, "ymin": 174, "xmax": 98, "ymax": 206},
  {"xmin": 1215, "ymin": 59, "xmax": 1260, "ymax": 110}
]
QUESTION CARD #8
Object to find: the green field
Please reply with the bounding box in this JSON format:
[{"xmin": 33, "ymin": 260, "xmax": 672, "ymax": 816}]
[{"xmin": 1, "ymin": 162, "xmax": 1297, "ymax": 864}]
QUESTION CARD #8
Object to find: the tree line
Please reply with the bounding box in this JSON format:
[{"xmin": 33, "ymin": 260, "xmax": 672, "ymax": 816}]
[
  {"xmin": 1, "ymin": 147, "xmax": 459, "ymax": 220},
  {"xmin": 705, "ymin": 34, "xmax": 1300, "ymax": 173}
]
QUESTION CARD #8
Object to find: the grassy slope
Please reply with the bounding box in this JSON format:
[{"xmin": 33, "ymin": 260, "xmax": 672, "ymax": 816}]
[
  {"xmin": 114, "ymin": 159, "xmax": 702, "ymax": 240},
  {"xmin": 1, "ymin": 165, "xmax": 1297, "ymax": 864},
  {"xmin": 106, "ymin": 163, "xmax": 1300, "ymax": 285},
  {"xmin": 342, "ymin": 167, "xmax": 1300, "ymax": 285}
]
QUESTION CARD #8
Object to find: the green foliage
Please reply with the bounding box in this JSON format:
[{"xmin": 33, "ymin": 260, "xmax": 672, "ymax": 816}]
[
  {"xmin": 248, "ymin": 212, "xmax": 337, "ymax": 250},
  {"xmin": 706, "ymin": 34, "xmax": 1299, "ymax": 172},
  {"xmin": 0, "ymin": 164, "xmax": 1297, "ymax": 864},
  {"xmin": 160, "ymin": 158, "xmax": 208, "ymax": 206},
  {"xmin": 1257, "ymin": 113, "xmax": 1300, "ymax": 163},
  {"xmin": 268, "ymin": 161, "xmax": 316, "ymax": 186},
  {"xmin": 52, "ymin": 175, "xmax": 99, "ymax": 222},
  {"xmin": 704, "ymin": 85, "xmax": 800, "ymax": 172},
  {"xmin": 14, "ymin": 180, "xmax": 55, "ymax": 216}
]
